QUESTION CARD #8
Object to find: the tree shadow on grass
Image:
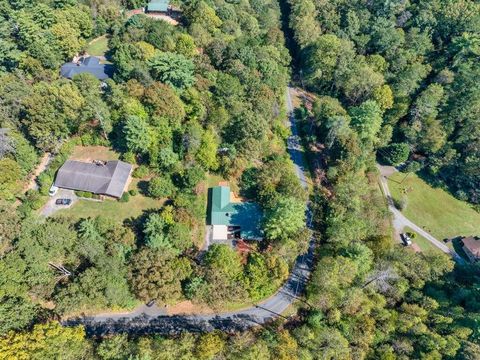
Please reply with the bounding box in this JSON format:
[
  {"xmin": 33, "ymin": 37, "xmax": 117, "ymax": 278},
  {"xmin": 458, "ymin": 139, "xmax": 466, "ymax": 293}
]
[{"xmin": 137, "ymin": 180, "xmax": 149, "ymax": 196}]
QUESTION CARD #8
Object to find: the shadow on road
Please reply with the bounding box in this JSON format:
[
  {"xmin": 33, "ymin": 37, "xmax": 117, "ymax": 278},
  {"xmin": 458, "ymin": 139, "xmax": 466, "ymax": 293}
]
[{"xmin": 64, "ymin": 313, "xmax": 265, "ymax": 336}]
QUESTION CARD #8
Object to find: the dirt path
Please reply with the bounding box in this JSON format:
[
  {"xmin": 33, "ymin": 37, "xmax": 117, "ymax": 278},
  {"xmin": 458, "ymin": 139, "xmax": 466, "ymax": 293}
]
[{"xmin": 24, "ymin": 153, "xmax": 52, "ymax": 192}]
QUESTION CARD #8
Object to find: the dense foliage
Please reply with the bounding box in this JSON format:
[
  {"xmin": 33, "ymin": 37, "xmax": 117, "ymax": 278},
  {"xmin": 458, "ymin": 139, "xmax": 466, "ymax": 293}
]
[
  {"xmin": 0, "ymin": 0, "xmax": 479, "ymax": 359},
  {"xmin": 0, "ymin": 0, "xmax": 308, "ymax": 344},
  {"xmin": 289, "ymin": 0, "xmax": 480, "ymax": 205},
  {"xmin": 284, "ymin": 0, "xmax": 480, "ymax": 358}
]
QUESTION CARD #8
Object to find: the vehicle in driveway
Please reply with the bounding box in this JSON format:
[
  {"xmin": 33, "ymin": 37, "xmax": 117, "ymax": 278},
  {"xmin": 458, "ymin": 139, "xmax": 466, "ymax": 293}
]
[
  {"xmin": 49, "ymin": 185, "xmax": 59, "ymax": 196},
  {"xmin": 55, "ymin": 198, "xmax": 72, "ymax": 206},
  {"xmin": 400, "ymin": 233, "xmax": 412, "ymax": 246}
]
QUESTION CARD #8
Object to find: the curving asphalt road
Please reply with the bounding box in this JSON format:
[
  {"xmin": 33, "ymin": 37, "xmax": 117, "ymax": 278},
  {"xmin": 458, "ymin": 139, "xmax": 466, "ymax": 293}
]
[
  {"xmin": 63, "ymin": 87, "xmax": 315, "ymax": 336},
  {"xmin": 378, "ymin": 165, "xmax": 464, "ymax": 263}
]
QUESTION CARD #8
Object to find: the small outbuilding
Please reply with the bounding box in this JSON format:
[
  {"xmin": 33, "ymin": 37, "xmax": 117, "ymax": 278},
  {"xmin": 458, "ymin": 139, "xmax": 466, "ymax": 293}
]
[
  {"xmin": 60, "ymin": 56, "xmax": 114, "ymax": 80},
  {"xmin": 54, "ymin": 160, "xmax": 132, "ymax": 198},
  {"xmin": 461, "ymin": 236, "xmax": 480, "ymax": 263},
  {"xmin": 209, "ymin": 186, "xmax": 263, "ymax": 241}
]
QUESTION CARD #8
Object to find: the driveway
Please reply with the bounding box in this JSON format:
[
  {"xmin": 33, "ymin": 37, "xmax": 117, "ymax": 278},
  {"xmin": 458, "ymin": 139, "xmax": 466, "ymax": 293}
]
[
  {"xmin": 40, "ymin": 189, "xmax": 78, "ymax": 217},
  {"xmin": 377, "ymin": 165, "xmax": 464, "ymax": 263},
  {"xmin": 62, "ymin": 87, "xmax": 315, "ymax": 336}
]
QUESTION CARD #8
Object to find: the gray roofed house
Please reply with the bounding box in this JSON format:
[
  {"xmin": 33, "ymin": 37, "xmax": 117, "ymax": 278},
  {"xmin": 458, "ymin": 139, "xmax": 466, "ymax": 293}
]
[
  {"xmin": 54, "ymin": 160, "xmax": 132, "ymax": 198},
  {"xmin": 60, "ymin": 56, "xmax": 114, "ymax": 80}
]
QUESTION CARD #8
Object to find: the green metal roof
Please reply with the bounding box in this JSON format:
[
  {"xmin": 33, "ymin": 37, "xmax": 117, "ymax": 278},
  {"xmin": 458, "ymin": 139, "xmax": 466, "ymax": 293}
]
[
  {"xmin": 147, "ymin": 0, "xmax": 169, "ymax": 12},
  {"xmin": 210, "ymin": 186, "xmax": 263, "ymax": 239}
]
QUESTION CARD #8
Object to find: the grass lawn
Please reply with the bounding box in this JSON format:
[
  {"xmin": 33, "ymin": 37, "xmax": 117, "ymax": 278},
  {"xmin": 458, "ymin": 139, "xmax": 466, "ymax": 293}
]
[
  {"xmin": 403, "ymin": 226, "xmax": 442, "ymax": 253},
  {"xmin": 71, "ymin": 145, "xmax": 119, "ymax": 162},
  {"xmin": 86, "ymin": 36, "xmax": 109, "ymax": 57},
  {"xmin": 389, "ymin": 172, "xmax": 480, "ymax": 241},
  {"xmin": 54, "ymin": 179, "xmax": 165, "ymax": 222}
]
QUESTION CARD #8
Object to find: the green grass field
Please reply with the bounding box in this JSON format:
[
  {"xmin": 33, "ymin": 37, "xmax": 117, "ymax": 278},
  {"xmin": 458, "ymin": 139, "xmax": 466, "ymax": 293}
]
[
  {"xmin": 86, "ymin": 36, "xmax": 109, "ymax": 57},
  {"xmin": 389, "ymin": 172, "xmax": 480, "ymax": 241},
  {"xmin": 54, "ymin": 179, "xmax": 164, "ymax": 221}
]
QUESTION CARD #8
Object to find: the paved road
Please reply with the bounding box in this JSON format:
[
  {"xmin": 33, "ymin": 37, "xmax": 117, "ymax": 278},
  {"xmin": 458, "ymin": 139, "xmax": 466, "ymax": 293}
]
[
  {"xmin": 286, "ymin": 87, "xmax": 308, "ymax": 189},
  {"xmin": 63, "ymin": 87, "xmax": 315, "ymax": 336},
  {"xmin": 378, "ymin": 165, "xmax": 464, "ymax": 263}
]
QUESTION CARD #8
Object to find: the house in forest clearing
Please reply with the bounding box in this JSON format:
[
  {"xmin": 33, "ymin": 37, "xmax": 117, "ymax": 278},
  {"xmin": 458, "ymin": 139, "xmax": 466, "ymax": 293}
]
[
  {"xmin": 208, "ymin": 186, "xmax": 263, "ymax": 242},
  {"xmin": 60, "ymin": 56, "xmax": 114, "ymax": 80},
  {"xmin": 54, "ymin": 160, "xmax": 132, "ymax": 198}
]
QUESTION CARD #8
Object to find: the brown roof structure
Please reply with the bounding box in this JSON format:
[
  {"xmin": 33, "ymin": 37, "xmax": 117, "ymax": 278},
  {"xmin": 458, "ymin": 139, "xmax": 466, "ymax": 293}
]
[
  {"xmin": 462, "ymin": 236, "xmax": 480, "ymax": 260},
  {"xmin": 55, "ymin": 160, "xmax": 132, "ymax": 198}
]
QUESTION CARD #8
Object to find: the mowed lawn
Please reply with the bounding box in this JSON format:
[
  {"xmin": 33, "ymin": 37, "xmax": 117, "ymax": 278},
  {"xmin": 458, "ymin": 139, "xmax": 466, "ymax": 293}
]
[
  {"xmin": 86, "ymin": 36, "xmax": 109, "ymax": 57},
  {"xmin": 389, "ymin": 172, "xmax": 480, "ymax": 241},
  {"xmin": 70, "ymin": 145, "xmax": 119, "ymax": 162},
  {"xmin": 54, "ymin": 179, "xmax": 164, "ymax": 221}
]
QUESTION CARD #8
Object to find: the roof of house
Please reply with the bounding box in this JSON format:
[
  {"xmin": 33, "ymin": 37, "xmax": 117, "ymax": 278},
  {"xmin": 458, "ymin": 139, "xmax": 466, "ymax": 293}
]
[
  {"xmin": 210, "ymin": 186, "xmax": 263, "ymax": 239},
  {"xmin": 60, "ymin": 57, "xmax": 114, "ymax": 80},
  {"xmin": 147, "ymin": 0, "xmax": 169, "ymax": 12},
  {"xmin": 462, "ymin": 236, "xmax": 480, "ymax": 257},
  {"xmin": 54, "ymin": 160, "xmax": 132, "ymax": 198}
]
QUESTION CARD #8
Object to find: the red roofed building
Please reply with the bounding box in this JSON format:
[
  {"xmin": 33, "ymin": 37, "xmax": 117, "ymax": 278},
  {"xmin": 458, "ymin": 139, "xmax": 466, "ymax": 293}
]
[{"xmin": 461, "ymin": 236, "xmax": 480, "ymax": 263}]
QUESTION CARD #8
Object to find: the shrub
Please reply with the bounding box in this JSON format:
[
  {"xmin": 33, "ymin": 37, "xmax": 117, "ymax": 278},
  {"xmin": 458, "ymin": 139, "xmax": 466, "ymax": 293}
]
[
  {"xmin": 80, "ymin": 133, "xmax": 109, "ymax": 146},
  {"xmin": 119, "ymin": 192, "xmax": 130, "ymax": 203},
  {"xmin": 80, "ymin": 133, "xmax": 94, "ymax": 146},
  {"xmin": 158, "ymin": 147, "xmax": 179, "ymax": 169},
  {"xmin": 23, "ymin": 190, "xmax": 43, "ymax": 210},
  {"xmin": 148, "ymin": 176, "xmax": 175, "ymax": 199},
  {"xmin": 17, "ymin": 202, "xmax": 33, "ymax": 218},
  {"xmin": 379, "ymin": 143, "xmax": 410, "ymax": 166},
  {"xmin": 180, "ymin": 165, "xmax": 205, "ymax": 189},
  {"xmin": 133, "ymin": 165, "xmax": 149, "ymax": 178},
  {"xmin": 75, "ymin": 191, "xmax": 93, "ymax": 198},
  {"xmin": 394, "ymin": 195, "xmax": 408, "ymax": 211},
  {"xmin": 403, "ymin": 161, "xmax": 422, "ymax": 173},
  {"xmin": 129, "ymin": 189, "xmax": 138, "ymax": 196},
  {"xmin": 122, "ymin": 151, "xmax": 136, "ymax": 165},
  {"xmin": 38, "ymin": 172, "xmax": 54, "ymax": 195}
]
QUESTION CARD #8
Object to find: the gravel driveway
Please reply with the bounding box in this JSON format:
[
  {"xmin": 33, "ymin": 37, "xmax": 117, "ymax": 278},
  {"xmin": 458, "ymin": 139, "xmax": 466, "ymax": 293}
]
[{"xmin": 40, "ymin": 189, "xmax": 78, "ymax": 217}]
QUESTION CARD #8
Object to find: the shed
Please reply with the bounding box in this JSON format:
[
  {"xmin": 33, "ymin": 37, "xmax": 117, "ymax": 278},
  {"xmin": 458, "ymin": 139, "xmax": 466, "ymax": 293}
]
[{"xmin": 54, "ymin": 160, "xmax": 132, "ymax": 198}]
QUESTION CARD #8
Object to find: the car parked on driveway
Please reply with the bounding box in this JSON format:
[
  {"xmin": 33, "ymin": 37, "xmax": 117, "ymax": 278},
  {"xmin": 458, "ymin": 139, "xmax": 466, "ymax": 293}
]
[
  {"xmin": 55, "ymin": 198, "xmax": 72, "ymax": 206},
  {"xmin": 400, "ymin": 233, "xmax": 412, "ymax": 246},
  {"xmin": 49, "ymin": 185, "xmax": 59, "ymax": 196}
]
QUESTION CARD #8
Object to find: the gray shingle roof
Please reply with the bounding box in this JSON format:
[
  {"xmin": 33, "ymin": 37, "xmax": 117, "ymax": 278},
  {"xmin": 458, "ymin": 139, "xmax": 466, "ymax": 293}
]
[
  {"xmin": 60, "ymin": 57, "xmax": 114, "ymax": 80},
  {"xmin": 54, "ymin": 160, "xmax": 132, "ymax": 198}
]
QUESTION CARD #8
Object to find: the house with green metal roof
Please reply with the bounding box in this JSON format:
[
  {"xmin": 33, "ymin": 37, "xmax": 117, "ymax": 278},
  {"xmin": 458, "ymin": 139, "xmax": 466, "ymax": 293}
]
[
  {"xmin": 209, "ymin": 186, "xmax": 263, "ymax": 241},
  {"xmin": 146, "ymin": 0, "xmax": 170, "ymax": 13}
]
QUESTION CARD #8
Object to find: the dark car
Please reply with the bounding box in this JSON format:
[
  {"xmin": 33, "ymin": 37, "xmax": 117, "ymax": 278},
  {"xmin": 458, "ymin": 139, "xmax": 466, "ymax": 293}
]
[{"xmin": 55, "ymin": 198, "xmax": 72, "ymax": 206}]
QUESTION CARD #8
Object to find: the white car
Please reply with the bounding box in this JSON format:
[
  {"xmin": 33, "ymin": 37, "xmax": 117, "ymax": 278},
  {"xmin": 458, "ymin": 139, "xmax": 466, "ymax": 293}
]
[
  {"xmin": 49, "ymin": 185, "xmax": 59, "ymax": 196},
  {"xmin": 400, "ymin": 233, "xmax": 412, "ymax": 246}
]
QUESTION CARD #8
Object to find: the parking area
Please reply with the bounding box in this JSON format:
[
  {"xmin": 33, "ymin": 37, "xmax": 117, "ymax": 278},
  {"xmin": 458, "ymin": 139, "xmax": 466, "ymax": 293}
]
[{"xmin": 40, "ymin": 189, "xmax": 78, "ymax": 217}]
